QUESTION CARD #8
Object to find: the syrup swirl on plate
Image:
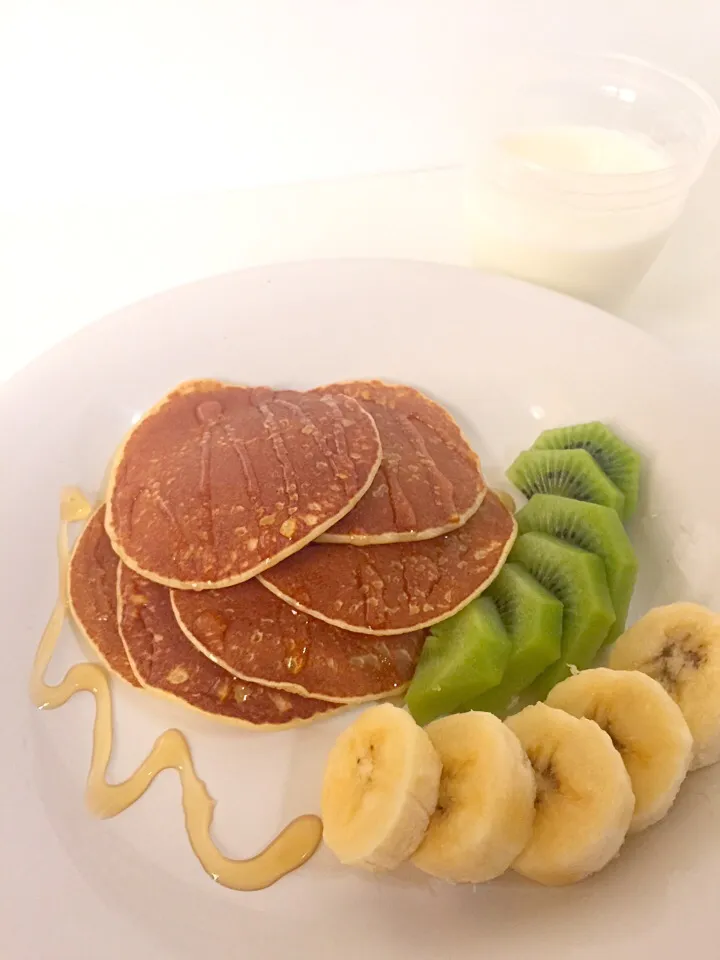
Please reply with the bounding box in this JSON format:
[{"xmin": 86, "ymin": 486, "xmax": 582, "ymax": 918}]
[{"xmin": 29, "ymin": 489, "xmax": 322, "ymax": 891}]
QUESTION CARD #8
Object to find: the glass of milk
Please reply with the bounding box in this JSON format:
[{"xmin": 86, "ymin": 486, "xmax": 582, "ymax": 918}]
[{"xmin": 466, "ymin": 54, "xmax": 720, "ymax": 308}]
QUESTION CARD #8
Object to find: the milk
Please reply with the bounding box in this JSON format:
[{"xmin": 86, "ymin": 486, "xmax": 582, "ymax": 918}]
[
  {"xmin": 500, "ymin": 126, "xmax": 668, "ymax": 175},
  {"xmin": 466, "ymin": 125, "xmax": 682, "ymax": 308}
]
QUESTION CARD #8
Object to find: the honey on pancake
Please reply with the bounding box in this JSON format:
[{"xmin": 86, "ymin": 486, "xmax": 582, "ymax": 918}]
[
  {"xmin": 171, "ymin": 577, "xmax": 424, "ymax": 703},
  {"xmin": 29, "ymin": 488, "xmax": 322, "ymax": 891},
  {"xmin": 285, "ymin": 637, "xmax": 309, "ymax": 675},
  {"xmin": 117, "ymin": 562, "xmax": 338, "ymax": 726},
  {"xmin": 105, "ymin": 382, "xmax": 383, "ymax": 589},
  {"xmin": 314, "ymin": 381, "xmax": 486, "ymax": 544},
  {"xmin": 260, "ymin": 490, "xmax": 517, "ymax": 635}
]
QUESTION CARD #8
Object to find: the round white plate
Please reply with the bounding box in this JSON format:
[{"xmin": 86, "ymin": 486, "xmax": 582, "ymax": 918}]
[{"xmin": 2, "ymin": 260, "xmax": 718, "ymax": 960}]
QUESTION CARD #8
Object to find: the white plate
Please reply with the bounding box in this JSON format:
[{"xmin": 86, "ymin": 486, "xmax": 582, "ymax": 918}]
[{"xmin": 2, "ymin": 260, "xmax": 718, "ymax": 960}]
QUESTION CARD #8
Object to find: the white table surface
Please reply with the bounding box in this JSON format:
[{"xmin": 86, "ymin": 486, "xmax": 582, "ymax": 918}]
[{"xmin": 5, "ymin": 163, "xmax": 720, "ymax": 387}]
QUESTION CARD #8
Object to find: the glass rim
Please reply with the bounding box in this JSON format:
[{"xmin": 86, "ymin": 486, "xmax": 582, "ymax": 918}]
[{"xmin": 482, "ymin": 53, "xmax": 720, "ymax": 195}]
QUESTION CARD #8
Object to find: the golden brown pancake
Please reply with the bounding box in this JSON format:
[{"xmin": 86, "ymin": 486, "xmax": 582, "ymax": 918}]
[
  {"xmin": 170, "ymin": 579, "xmax": 425, "ymax": 704},
  {"xmin": 259, "ymin": 490, "xmax": 516, "ymax": 635},
  {"xmin": 117, "ymin": 564, "xmax": 339, "ymax": 728},
  {"xmin": 105, "ymin": 380, "xmax": 382, "ymax": 590},
  {"xmin": 68, "ymin": 505, "xmax": 140, "ymax": 687},
  {"xmin": 314, "ymin": 381, "xmax": 485, "ymax": 544}
]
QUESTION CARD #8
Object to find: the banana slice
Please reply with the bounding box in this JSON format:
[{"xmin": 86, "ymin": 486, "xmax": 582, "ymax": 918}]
[
  {"xmin": 506, "ymin": 703, "xmax": 634, "ymax": 885},
  {"xmin": 411, "ymin": 711, "xmax": 535, "ymax": 883},
  {"xmin": 546, "ymin": 668, "xmax": 692, "ymax": 832},
  {"xmin": 609, "ymin": 602, "xmax": 720, "ymax": 770},
  {"xmin": 321, "ymin": 703, "xmax": 441, "ymax": 871}
]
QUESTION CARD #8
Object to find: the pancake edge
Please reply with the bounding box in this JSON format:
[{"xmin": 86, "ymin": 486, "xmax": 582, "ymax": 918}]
[
  {"xmin": 169, "ymin": 590, "xmax": 413, "ymax": 705},
  {"xmin": 258, "ymin": 509, "xmax": 518, "ymax": 636},
  {"xmin": 317, "ymin": 487, "xmax": 487, "ymax": 545},
  {"xmin": 104, "ymin": 379, "xmax": 384, "ymax": 590},
  {"xmin": 115, "ymin": 564, "xmax": 345, "ymax": 729},
  {"xmin": 313, "ymin": 378, "xmax": 486, "ymax": 545},
  {"xmin": 67, "ymin": 505, "xmax": 140, "ymax": 689}
]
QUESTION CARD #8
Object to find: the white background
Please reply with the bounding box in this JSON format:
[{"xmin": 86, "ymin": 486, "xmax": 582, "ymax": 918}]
[
  {"xmin": 4, "ymin": 0, "xmax": 720, "ymax": 377},
  {"xmin": 5, "ymin": 0, "xmax": 720, "ymax": 199}
]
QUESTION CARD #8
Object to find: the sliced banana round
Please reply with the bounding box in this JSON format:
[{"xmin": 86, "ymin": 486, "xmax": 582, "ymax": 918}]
[
  {"xmin": 411, "ymin": 711, "xmax": 536, "ymax": 883},
  {"xmin": 546, "ymin": 668, "xmax": 692, "ymax": 832},
  {"xmin": 609, "ymin": 602, "xmax": 720, "ymax": 770},
  {"xmin": 321, "ymin": 703, "xmax": 441, "ymax": 871},
  {"xmin": 506, "ymin": 703, "xmax": 634, "ymax": 886}
]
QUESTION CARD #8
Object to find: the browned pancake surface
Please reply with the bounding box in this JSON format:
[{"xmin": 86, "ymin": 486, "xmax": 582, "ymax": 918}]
[
  {"xmin": 68, "ymin": 505, "xmax": 140, "ymax": 686},
  {"xmin": 170, "ymin": 578, "xmax": 425, "ymax": 703},
  {"xmin": 260, "ymin": 491, "xmax": 516, "ymax": 635},
  {"xmin": 106, "ymin": 380, "xmax": 382, "ymax": 589},
  {"xmin": 117, "ymin": 564, "xmax": 337, "ymax": 727},
  {"xmin": 315, "ymin": 381, "xmax": 485, "ymax": 543}
]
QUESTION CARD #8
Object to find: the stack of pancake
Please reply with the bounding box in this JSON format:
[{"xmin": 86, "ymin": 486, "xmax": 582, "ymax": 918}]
[{"xmin": 69, "ymin": 379, "xmax": 515, "ymax": 729}]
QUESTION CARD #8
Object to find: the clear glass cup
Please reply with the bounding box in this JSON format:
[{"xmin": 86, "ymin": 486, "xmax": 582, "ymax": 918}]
[{"xmin": 465, "ymin": 54, "xmax": 720, "ymax": 309}]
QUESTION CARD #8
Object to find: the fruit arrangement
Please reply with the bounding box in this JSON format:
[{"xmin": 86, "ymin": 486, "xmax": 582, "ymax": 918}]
[
  {"xmin": 322, "ymin": 626, "xmax": 714, "ymax": 885},
  {"xmin": 320, "ymin": 420, "xmax": 720, "ymax": 887},
  {"xmin": 405, "ymin": 421, "xmax": 640, "ymax": 724}
]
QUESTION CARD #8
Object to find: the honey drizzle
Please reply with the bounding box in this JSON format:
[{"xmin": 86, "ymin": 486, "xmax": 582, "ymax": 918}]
[{"xmin": 29, "ymin": 488, "xmax": 323, "ymax": 891}]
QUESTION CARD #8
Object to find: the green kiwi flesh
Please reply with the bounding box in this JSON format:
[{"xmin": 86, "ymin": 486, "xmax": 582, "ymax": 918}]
[
  {"xmin": 405, "ymin": 596, "xmax": 511, "ymax": 727},
  {"xmin": 506, "ymin": 449, "xmax": 625, "ymax": 516},
  {"xmin": 532, "ymin": 421, "xmax": 641, "ymax": 520},
  {"xmin": 510, "ymin": 531, "xmax": 615, "ymax": 701},
  {"xmin": 516, "ymin": 494, "xmax": 637, "ymax": 644},
  {"xmin": 463, "ymin": 562, "xmax": 563, "ymax": 716}
]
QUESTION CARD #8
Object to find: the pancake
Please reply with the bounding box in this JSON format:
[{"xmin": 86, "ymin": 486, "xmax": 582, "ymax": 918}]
[
  {"xmin": 170, "ymin": 578, "xmax": 425, "ymax": 704},
  {"xmin": 68, "ymin": 505, "xmax": 140, "ymax": 687},
  {"xmin": 117, "ymin": 564, "xmax": 339, "ymax": 728},
  {"xmin": 106, "ymin": 380, "xmax": 382, "ymax": 590},
  {"xmin": 314, "ymin": 381, "xmax": 485, "ymax": 544},
  {"xmin": 259, "ymin": 490, "xmax": 516, "ymax": 635}
]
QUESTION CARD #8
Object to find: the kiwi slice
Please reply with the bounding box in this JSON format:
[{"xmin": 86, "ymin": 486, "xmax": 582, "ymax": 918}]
[
  {"xmin": 405, "ymin": 596, "xmax": 511, "ymax": 727},
  {"xmin": 463, "ymin": 563, "xmax": 563, "ymax": 717},
  {"xmin": 516, "ymin": 494, "xmax": 637, "ymax": 644},
  {"xmin": 507, "ymin": 449, "xmax": 625, "ymax": 516},
  {"xmin": 510, "ymin": 531, "xmax": 615, "ymax": 701},
  {"xmin": 532, "ymin": 422, "xmax": 641, "ymax": 520}
]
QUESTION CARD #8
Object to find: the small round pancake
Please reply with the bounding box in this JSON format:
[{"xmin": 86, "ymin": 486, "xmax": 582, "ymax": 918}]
[
  {"xmin": 117, "ymin": 564, "xmax": 338, "ymax": 728},
  {"xmin": 170, "ymin": 579, "xmax": 425, "ymax": 704},
  {"xmin": 259, "ymin": 490, "xmax": 516, "ymax": 635},
  {"xmin": 106, "ymin": 380, "xmax": 382, "ymax": 590},
  {"xmin": 314, "ymin": 381, "xmax": 485, "ymax": 544},
  {"xmin": 68, "ymin": 505, "xmax": 140, "ymax": 687}
]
